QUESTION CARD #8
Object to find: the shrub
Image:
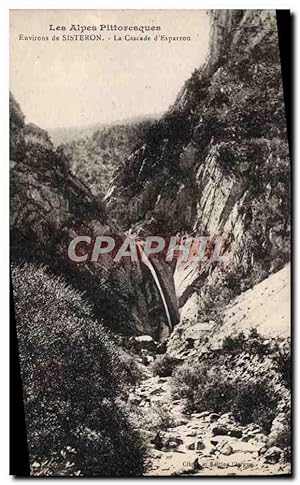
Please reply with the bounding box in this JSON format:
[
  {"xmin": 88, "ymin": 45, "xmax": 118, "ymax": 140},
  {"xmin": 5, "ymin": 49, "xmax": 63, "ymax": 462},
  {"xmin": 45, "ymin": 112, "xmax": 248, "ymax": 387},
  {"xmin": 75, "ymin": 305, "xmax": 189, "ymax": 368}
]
[
  {"xmin": 271, "ymin": 419, "xmax": 291, "ymax": 460},
  {"xmin": 12, "ymin": 263, "xmax": 146, "ymax": 476},
  {"xmin": 173, "ymin": 360, "xmax": 281, "ymax": 432},
  {"xmin": 119, "ymin": 350, "xmax": 143, "ymax": 388},
  {"xmin": 222, "ymin": 328, "xmax": 272, "ymax": 357},
  {"xmin": 172, "ymin": 331, "xmax": 291, "ymax": 434},
  {"xmin": 272, "ymin": 339, "xmax": 291, "ymax": 387},
  {"xmin": 222, "ymin": 332, "xmax": 247, "ymax": 352},
  {"xmin": 131, "ymin": 403, "xmax": 175, "ymax": 433},
  {"xmin": 152, "ymin": 354, "xmax": 179, "ymax": 377}
]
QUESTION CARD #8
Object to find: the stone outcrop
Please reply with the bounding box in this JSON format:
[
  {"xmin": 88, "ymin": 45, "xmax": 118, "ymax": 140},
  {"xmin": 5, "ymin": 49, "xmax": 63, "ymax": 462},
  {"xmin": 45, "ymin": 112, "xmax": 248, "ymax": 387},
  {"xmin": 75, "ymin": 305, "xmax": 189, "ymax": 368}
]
[
  {"xmin": 106, "ymin": 10, "xmax": 290, "ymax": 338},
  {"xmin": 9, "ymin": 92, "xmax": 25, "ymax": 163},
  {"xmin": 10, "ymin": 10, "xmax": 291, "ymax": 476},
  {"xmin": 10, "ymin": 93, "xmax": 178, "ymax": 339},
  {"xmin": 168, "ymin": 263, "xmax": 290, "ymax": 355},
  {"xmin": 9, "ymin": 9, "xmax": 291, "ymax": 477},
  {"xmin": 24, "ymin": 122, "xmax": 54, "ymax": 150}
]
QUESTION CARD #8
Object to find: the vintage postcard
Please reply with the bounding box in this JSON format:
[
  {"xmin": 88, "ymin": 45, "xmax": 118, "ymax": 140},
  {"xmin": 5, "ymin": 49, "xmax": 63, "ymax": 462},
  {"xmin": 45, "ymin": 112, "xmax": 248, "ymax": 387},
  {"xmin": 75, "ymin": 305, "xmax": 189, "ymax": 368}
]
[{"xmin": 10, "ymin": 9, "xmax": 291, "ymax": 477}]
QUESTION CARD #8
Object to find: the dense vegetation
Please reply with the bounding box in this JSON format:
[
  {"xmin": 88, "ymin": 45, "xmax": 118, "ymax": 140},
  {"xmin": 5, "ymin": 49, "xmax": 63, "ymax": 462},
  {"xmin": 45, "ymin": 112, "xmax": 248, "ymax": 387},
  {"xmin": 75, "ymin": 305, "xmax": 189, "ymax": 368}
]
[
  {"xmin": 152, "ymin": 354, "xmax": 179, "ymax": 377},
  {"xmin": 10, "ymin": 92, "xmax": 154, "ymax": 475},
  {"xmin": 12, "ymin": 263, "xmax": 146, "ymax": 476},
  {"xmin": 173, "ymin": 329, "xmax": 291, "ymax": 441},
  {"xmin": 60, "ymin": 119, "xmax": 154, "ymax": 196}
]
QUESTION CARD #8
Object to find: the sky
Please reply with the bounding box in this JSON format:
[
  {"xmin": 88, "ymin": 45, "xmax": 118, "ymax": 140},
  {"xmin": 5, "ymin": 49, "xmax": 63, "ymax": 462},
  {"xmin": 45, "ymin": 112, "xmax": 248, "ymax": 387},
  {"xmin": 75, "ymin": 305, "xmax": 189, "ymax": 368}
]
[{"xmin": 10, "ymin": 10, "xmax": 209, "ymax": 129}]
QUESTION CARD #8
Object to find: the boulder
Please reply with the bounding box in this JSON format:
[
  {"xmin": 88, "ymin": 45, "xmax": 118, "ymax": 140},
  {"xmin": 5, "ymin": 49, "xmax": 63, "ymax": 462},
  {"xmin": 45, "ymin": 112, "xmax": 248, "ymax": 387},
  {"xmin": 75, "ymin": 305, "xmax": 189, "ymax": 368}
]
[
  {"xmin": 128, "ymin": 393, "xmax": 141, "ymax": 406},
  {"xmin": 219, "ymin": 412, "xmax": 235, "ymax": 423},
  {"xmin": 187, "ymin": 441, "xmax": 196, "ymax": 450},
  {"xmin": 143, "ymin": 355, "xmax": 154, "ymax": 365},
  {"xmin": 211, "ymin": 425, "xmax": 230, "ymax": 437},
  {"xmin": 211, "ymin": 435, "xmax": 259, "ymax": 453},
  {"xmin": 264, "ymin": 446, "xmax": 283, "ymax": 464},
  {"xmin": 209, "ymin": 413, "xmax": 221, "ymax": 422},
  {"xmin": 228, "ymin": 429, "xmax": 243, "ymax": 439},
  {"xmin": 173, "ymin": 418, "xmax": 189, "ymax": 426},
  {"xmin": 195, "ymin": 440, "xmax": 206, "ymax": 452},
  {"xmin": 187, "ymin": 439, "xmax": 205, "ymax": 451},
  {"xmin": 191, "ymin": 411, "xmax": 211, "ymax": 419},
  {"xmin": 245, "ymin": 423, "xmax": 262, "ymax": 434},
  {"xmin": 248, "ymin": 433, "xmax": 268, "ymax": 444},
  {"xmin": 216, "ymin": 440, "xmax": 233, "ymax": 456},
  {"xmin": 149, "ymin": 387, "xmax": 163, "ymax": 396},
  {"xmin": 162, "ymin": 434, "xmax": 184, "ymax": 450},
  {"xmin": 132, "ymin": 335, "xmax": 157, "ymax": 352}
]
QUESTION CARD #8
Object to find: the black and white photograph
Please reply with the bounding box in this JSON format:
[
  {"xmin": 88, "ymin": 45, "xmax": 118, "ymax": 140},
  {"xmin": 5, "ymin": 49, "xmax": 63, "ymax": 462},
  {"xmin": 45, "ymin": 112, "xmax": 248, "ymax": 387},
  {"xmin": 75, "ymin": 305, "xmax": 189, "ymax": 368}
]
[{"xmin": 9, "ymin": 7, "xmax": 292, "ymax": 477}]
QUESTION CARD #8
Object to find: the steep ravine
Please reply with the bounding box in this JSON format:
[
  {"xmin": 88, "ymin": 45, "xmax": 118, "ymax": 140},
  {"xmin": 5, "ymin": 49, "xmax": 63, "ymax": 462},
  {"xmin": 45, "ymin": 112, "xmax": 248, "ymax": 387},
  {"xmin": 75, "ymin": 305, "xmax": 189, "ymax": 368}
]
[
  {"xmin": 10, "ymin": 9, "xmax": 291, "ymax": 476},
  {"xmin": 10, "ymin": 93, "xmax": 178, "ymax": 341},
  {"xmin": 127, "ymin": 263, "xmax": 290, "ymax": 476},
  {"xmin": 106, "ymin": 10, "xmax": 291, "ymax": 474},
  {"xmin": 107, "ymin": 9, "xmax": 290, "ymax": 343}
]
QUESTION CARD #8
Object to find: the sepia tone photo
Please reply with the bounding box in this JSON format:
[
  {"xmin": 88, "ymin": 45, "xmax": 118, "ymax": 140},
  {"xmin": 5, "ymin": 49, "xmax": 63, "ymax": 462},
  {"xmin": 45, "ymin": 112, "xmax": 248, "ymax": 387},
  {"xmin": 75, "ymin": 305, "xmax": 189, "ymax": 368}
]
[{"xmin": 10, "ymin": 9, "xmax": 291, "ymax": 477}]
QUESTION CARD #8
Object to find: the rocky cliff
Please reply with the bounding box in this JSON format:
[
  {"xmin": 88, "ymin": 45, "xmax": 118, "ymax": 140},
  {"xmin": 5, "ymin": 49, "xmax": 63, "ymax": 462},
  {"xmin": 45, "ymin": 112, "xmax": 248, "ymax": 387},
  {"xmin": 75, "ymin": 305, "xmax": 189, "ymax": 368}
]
[
  {"xmin": 106, "ymin": 10, "xmax": 290, "ymax": 347},
  {"xmin": 10, "ymin": 11, "xmax": 290, "ymax": 345},
  {"xmin": 10, "ymin": 93, "xmax": 178, "ymax": 340},
  {"xmin": 60, "ymin": 118, "xmax": 155, "ymax": 197},
  {"xmin": 10, "ymin": 10, "xmax": 291, "ymax": 476}
]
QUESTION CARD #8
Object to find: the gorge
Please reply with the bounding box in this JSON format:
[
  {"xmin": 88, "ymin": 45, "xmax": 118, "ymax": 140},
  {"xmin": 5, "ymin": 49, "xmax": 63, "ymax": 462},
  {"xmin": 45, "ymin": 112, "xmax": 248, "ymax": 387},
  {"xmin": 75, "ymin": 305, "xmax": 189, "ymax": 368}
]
[{"xmin": 10, "ymin": 9, "xmax": 291, "ymax": 477}]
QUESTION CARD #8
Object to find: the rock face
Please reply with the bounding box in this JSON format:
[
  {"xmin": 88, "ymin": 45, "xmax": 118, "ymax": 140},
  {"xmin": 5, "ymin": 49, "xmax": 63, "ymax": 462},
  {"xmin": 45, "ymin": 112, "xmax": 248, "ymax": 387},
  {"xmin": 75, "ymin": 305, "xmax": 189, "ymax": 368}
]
[
  {"xmin": 10, "ymin": 93, "xmax": 178, "ymax": 339},
  {"xmin": 106, "ymin": 10, "xmax": 290, "ymax": 339},
  {"xmin": 59, "ymin": 118, "xmax": 155, "ymax": 197},
  {"xmin": 9, "ymin": 92, "xmax": 25, "ymax": 162},
  {"xmin": 214, "ymin": 263, "xmax": 290, "ymax": 339},
  {"xmin": 168, "ymin": 263, "xmax": 290, "ymax": 355},
  {"xmin": 10, "ymin": 10, "xmax": 291, "ymax": 477},
  {"xmin": 24, "ymin": 123, "xmax": 54, "ymax": 150}
]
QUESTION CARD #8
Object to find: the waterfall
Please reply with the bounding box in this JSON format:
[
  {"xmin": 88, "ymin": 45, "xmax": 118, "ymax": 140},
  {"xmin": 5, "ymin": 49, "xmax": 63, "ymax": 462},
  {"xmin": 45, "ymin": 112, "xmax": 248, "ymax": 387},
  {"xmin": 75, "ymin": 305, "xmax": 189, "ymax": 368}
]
[
  {"xmin": 136, "ymin": 242, "xmax": 172, "ymax": 332},
  {"xmin": 106, "ymin": 215, "xmax": 173, "ymax": 334}
]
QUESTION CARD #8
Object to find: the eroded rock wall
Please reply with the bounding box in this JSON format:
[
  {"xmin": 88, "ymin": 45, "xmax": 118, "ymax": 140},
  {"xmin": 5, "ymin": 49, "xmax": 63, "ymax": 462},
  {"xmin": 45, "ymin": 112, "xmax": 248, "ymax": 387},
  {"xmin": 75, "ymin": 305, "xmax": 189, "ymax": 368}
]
[
  {"xmin": 10, "ymin": 93, "xmax": 177, "ymax": 339},
  {"xmin": 107, "ymin": 10, "xmax": 290, "ymax": 346}
]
